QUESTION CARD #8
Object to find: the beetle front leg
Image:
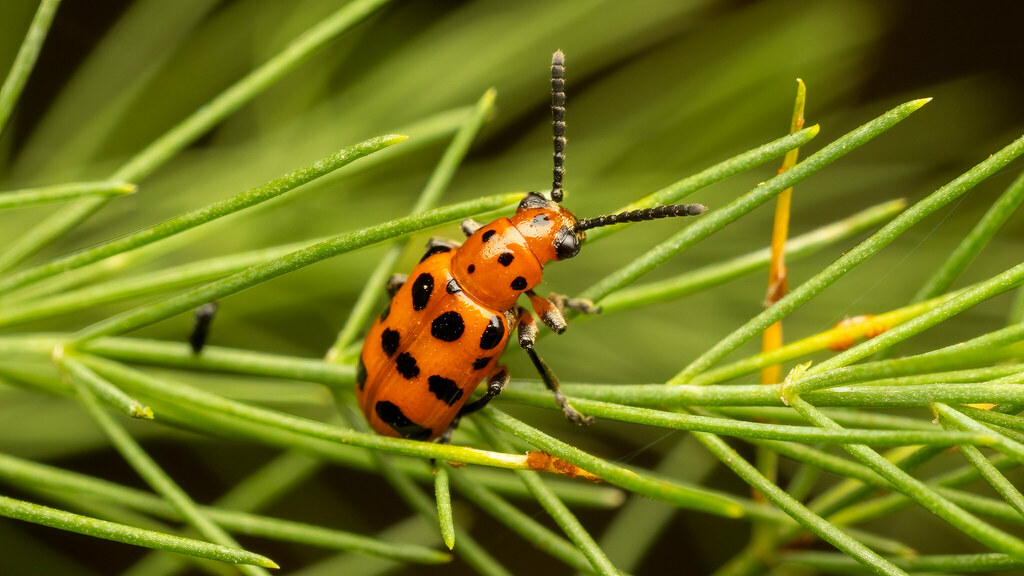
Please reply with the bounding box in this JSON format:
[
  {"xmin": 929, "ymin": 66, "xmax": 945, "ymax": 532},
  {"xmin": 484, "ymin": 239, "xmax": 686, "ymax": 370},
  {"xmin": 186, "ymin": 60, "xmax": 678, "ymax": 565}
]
[
  {"xmin": 549, "ymin": 292, "xmax": 602, "ymax": 315},
  {"xmin": 526, "ymin": 290, "xmax": 567, "ymax": 334},
  {"xmin": 516, "ymin": 307, "xmax": 593, "ymax": 426}
]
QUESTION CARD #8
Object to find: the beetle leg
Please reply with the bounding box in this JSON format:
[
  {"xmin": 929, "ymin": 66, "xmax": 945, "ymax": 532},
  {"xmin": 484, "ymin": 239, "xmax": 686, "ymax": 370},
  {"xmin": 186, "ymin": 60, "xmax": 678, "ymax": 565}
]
[
  {"xmin": 426, "ymin": 237, "xmax": 460, "ymax": 250},
  {"xmin": 458, "ymin": 365, "xmax": 508, "ymax": 417},
  {"xmin": 516, "ymin": 307, "xmax": 593, "ymax": 426},
  {"xmin": 385, "ymin": 274, "xmax": 408, "ymax": 298},
  {"xmin": 550, "ymin": 292, "xmax": 602, "ymax": 315},
  {"xmin": 526, "ymin": 290, "xmax": 567, "ymax": 334},
  {"xmin": 189, "ymin": 302, "xmax": 219, "ymax": 354},
  {"xmin": 461, "ymin": 218, "xmax": 482, "ymax": 237}
]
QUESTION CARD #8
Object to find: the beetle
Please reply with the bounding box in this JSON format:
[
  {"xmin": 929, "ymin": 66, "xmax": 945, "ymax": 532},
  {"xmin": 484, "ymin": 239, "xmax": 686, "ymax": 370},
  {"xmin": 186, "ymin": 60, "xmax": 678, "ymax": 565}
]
[{"xmin": 355, "ymin": 51, "xmax": 706, "ymax": 442}]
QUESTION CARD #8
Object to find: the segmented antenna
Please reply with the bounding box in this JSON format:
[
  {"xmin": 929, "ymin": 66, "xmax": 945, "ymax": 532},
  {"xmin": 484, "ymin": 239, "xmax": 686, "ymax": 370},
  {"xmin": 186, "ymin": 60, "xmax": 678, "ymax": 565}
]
[
  {"xmin": 550, "ymin": 50, "xmax": 566, "ymax": 203},
  {"xmin": 575, "ymin": 204, "xmax": 707, "ymax": 232}
]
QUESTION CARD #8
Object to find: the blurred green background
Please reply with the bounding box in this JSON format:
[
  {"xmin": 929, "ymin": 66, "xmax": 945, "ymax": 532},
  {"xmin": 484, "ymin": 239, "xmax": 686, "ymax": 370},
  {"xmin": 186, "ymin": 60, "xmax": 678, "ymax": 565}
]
[{"xmin": 1, "ymin": 0, "xmax": 1023, "ymax": 573}]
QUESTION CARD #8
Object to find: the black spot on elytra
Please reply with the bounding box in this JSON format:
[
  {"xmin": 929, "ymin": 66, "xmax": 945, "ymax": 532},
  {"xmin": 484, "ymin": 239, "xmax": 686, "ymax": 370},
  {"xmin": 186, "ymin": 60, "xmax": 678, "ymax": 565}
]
[
  {"xmin": 481, "ymin": 229, "xmax": 496, "ymax": 242},
  {"xmin": 472, "ymin": 357, "xmax": 491, "ymax": 370},
  {"xmin": 420, "ymin": 244, "xmax": 452, "ymax": 262},
  {"xmin": 379, "ymin": 302, "xmax": 390, "ymax": 321},
  {"xmin": 531, "ymin": 213, "xmax": 550, "ymax": 226},
  {"xmin": 446, "ymin": 279, "xmax": 461, "ymax": 294},
  {"xmin": 467, "ymin": 264, "xmax": 476, "ymax": 274},
  {"xmin": 356, "ymin": 357, "xmax": 367, "ymax": 391},
  {"xmin": 428, "ymin": 375, "xmax": 463, "ymax": 406},
  {"xmin": 381, "ymin": 328, "xmax": 400, "ymax": 356},
  {"xmin": 479, "ymin": 315, "xmax": 505, "ymax": 350},
  {"xmin": 411, "ymin": 273, "xmax": 434, "ymax": 311},
  {"xmin": 511, "ymin": 276, "xmax": 527, "ymax": 290},
  {"xmin": 375, "ymin": 401, "xmax": 432, "ymax": 440},
  {"xmin": 431, "ymin": 311, "xmax": 465, "ymax": 342},
  {"xmin": 498, "ymin": 252, "xmax": 514, "ymax": 266},
  {"xmin": 395, "ymin": 352, "xmax": 420, "ymax": 379}
]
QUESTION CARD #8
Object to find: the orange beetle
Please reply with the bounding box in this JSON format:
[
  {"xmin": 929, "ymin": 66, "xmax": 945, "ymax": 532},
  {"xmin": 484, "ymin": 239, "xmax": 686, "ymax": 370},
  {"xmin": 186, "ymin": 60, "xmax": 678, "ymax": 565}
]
[{"xmin": 355, "ymin": 51, "xmax": 706, "ymax": 441}]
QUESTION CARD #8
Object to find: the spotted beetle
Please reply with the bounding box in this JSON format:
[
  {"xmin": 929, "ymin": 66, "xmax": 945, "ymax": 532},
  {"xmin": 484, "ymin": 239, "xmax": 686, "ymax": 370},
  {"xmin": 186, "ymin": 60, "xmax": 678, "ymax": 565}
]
[{"xmin": 355, "ymin": 51, "xmax": 706, "ymax": 442}]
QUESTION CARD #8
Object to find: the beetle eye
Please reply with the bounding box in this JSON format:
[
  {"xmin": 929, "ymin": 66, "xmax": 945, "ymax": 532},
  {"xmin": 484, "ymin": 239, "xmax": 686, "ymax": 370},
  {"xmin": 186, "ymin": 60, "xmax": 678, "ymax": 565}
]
[
  {"xmin": 517, "ymin": 192, "xmax": 550, "ymax": 212},
  {"xmin": 554, "ymin": 226, "xmax": 581, "ymax": 260}
]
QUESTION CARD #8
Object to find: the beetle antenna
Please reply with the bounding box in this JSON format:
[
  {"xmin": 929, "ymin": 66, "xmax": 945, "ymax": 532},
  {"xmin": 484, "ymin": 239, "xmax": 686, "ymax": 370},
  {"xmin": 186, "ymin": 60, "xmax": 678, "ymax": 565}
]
[
  {"xmin": 551, "ymin": 50, "xmax": 566, "ymax": 203},
  {"xmin": 575, "ymin": 204, "xmax": 707, "ymax": 232}
]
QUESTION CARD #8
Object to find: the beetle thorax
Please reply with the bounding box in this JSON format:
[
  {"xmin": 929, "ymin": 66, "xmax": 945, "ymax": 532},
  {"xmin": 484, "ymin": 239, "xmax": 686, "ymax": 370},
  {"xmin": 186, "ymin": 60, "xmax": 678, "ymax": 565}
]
[{"xmin": 451, "ymin": 218, "xmax": 544, "ymax": 311}]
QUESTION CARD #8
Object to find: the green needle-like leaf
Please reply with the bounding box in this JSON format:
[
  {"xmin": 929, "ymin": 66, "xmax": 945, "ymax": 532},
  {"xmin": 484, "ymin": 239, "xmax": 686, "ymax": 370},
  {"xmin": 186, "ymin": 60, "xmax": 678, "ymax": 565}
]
[
  {"xmin": 0, "ymin": 242, "xmax": 313, "ymax": 328},
  {"xmin": 601, "ymin": 199, "xmax": 906, "ymax": 313},
  {"xmin": 58, "ymin": 353, "xmax": 153, "ymax": 419},
  {"xmin": 0, "ymin": 495, "xmax": 278, "ymax": 568},
  {"xmin": 476, "ymin": 419, "xmax": 621, "ymax": 576},
  {"xmin": 434, "ymin": 464, "xmax": 456, "ymax": 550},
  {"xmin": 913, "ymin": 171, "xmax": 1024, "ymax": 303},
  {"xmin": 585, "ymin": 126, "xmax": 820, "ymax": 243},
  {"xmin": 0, "ymin": 0, "xmax": 60, "ymax": 136},
  {"xmin": 781, "ymin": 552, "xmax": 1024, "ymax": 574},
  {"xmin": 690, "ymin": 421, "xmax": 906, "ymax": 576},
  {"xmin": 0, "ymin": 181, "xmax": 135, "ymax": 210},
  {"xmin": 791, "ymin": 260, "xmax": 1024, "ymax": 382},
  {"xmin": 935, "ymin": 404, "xmax": 1024, "ymax": 518},
  {"xmin": 496, "ymin": 386, "xmax": 993, "ymax": 446},
  {"xmin": 70, "ymin": 192, "xmax": 520, "ymax": 343},
  {"xmin": 788, "ymin": 396, "xmax": 1024, "ymax": 560},
  {"xmin": 449, "ymin": 470, "xmax": 598, "ymax": 573},
  {"xmin": 0, "ymin": 453, "xmax": 450, "ymax": 565},
  {"xmin": 0, "ymin": 134, "xmax": 406, "ymax": 294},
  {"xmin": 70, "ymin": 372, "xmax": 276, "ymax": 576},
  {"xmin": 0, "ymin": 0, "xmax": 398, "ymax": 272},
  {"xmin": 582, "ymin": 99, "xmax": 929, "ymax": 309},
  {"xmin": 328, "ymin": 88, "xmax": 497, "ymax": 361},
  {"xmin": 481, "ymin": 408, "xmax": 744, "ymax": 518},
  {"xmin": 673, "ymin": 130, "xmax": 1024, "ymax": 384},
  {"xmin": 76, "ymin": 355, "xmax": 547, "ymax": 469}
]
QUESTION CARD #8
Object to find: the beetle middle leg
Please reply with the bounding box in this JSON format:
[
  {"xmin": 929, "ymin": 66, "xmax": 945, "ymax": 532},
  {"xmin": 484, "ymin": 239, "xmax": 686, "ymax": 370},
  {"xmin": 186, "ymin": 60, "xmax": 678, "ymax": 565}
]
[
  {"xmin": 460, "ymin": 219, "xmax": 482, "ymax": 237},
  {"xmin": 516, "ymin": 307, "xmax": 593, "ymax": 426}
]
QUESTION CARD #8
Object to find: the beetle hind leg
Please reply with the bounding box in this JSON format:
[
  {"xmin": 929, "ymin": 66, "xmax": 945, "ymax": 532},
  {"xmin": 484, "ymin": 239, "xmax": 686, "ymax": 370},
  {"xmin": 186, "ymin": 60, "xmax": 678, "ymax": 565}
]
[
  {"xmin": 437, "ymin": 366, "xmax": 508, "ymax": 444},
  {"xmin": 189, "ymin": 302, "xmax": 218, "ymax": 354},
  {"xmin": 458, "ymin": 366, "xmax": 509, "ymax": 417}
]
